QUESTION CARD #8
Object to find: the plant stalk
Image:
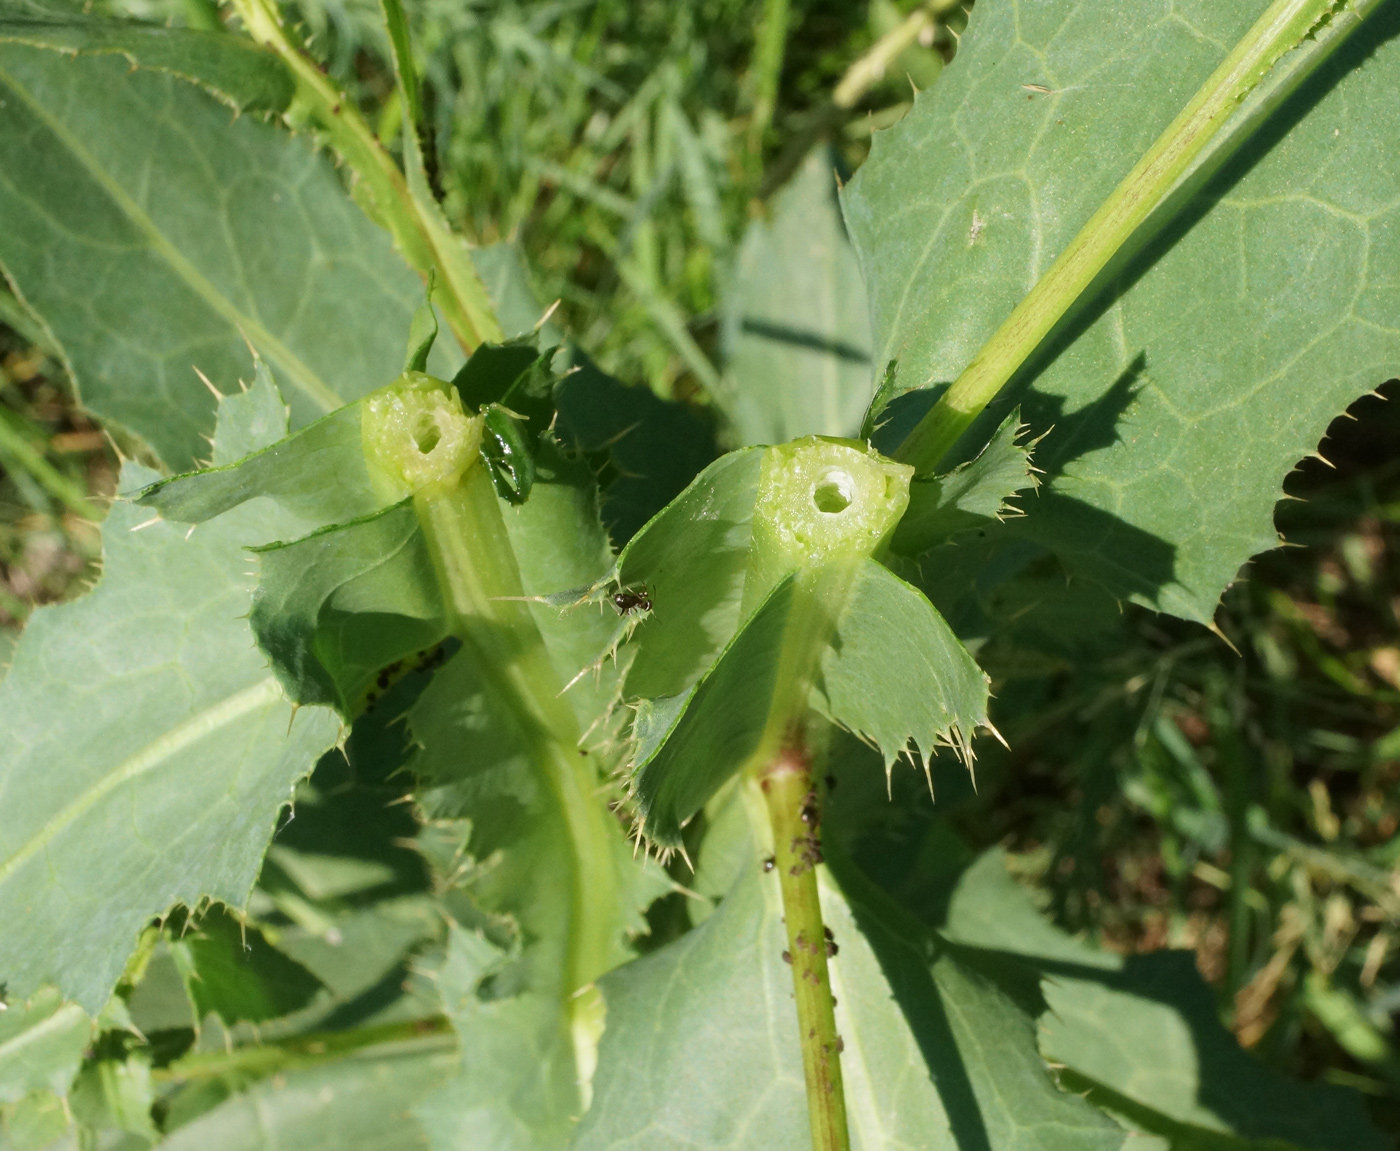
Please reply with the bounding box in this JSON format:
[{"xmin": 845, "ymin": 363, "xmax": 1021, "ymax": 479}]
[
  {"xmin": 414, "ymin": 464, "xmax": 623, "ymax": 996},
  {"xmin": 360, "ymin": 378, "xmax": 621, "ymax": 1076},
  {"xmin": 760, "ymin": 744, "xmax": 849, "ymax": 1151},
  {"xmin": 832, "ymin": 0, "xmax": 960, "ymax": 110},
  {"xmin": 228, "ymin": 0, "xmax": 502, "ymax": 350},
  {"xmin": 895, "ymin": 0, "xmax": 1365, "ymax": 475}
]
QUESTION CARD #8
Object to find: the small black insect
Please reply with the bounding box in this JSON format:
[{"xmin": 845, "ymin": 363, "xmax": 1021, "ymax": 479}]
[
  {"xmin": 611, "ymin": 585, "xmax": 652, "ymax": 615},
  {"xmin": 762, "ymin": 856, "xmax": 776, "ymax": 872}
]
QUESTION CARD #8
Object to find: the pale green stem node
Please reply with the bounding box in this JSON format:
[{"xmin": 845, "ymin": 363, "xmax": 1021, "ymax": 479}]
[
  {"xmin": 743, "ymin": 437, "xmax": 912, "ymax": 617},
  {"xmin": 361, "ymin": 372, "xmax": 483, "ymax": 500}
]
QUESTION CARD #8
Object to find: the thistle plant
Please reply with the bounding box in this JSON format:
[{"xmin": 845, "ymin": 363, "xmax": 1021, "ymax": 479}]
[{"xmin": 1, "ymin": 0, "xmax": 1399, "ymax": 1149}]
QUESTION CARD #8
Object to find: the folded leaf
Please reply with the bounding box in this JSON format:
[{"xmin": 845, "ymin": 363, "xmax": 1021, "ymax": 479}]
[
  {"xmin": 613, "ymin": 447, "xmax": 764, "ymax": 700},
  {"xmin": 843, "ymin": 0, "xmax": 1400, "ymax": 622},
  {"xmin": 0, "ymin": 384, "xmax": 340, "ymax": 1012},
  {"xmin": 250, "ymin": 501, "xmax": 447, "ymax": 711},
  {"xmin": 138, "ymin": 393, "xmax": 377, "ymax": 538},
  {"xmin": 630, "ymin": 577, "xmax": 796, "ymax": 845}
]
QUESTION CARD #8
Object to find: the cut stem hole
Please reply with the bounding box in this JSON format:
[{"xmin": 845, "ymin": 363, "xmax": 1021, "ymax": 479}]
[
  {"xmin": 413, "ymin": 413, "xmax": 442, "ymax": 454},
  {"xmin": 812, "ymin": 470, "xmax": 853, "ymax": 514}
]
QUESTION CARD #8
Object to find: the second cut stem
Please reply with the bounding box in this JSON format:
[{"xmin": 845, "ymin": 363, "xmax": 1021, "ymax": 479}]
[{"xmin": 760, "ymin": 744, "xmax": 849, "ymax": 1151}]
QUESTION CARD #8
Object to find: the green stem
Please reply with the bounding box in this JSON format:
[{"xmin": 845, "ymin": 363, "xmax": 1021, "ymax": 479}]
[
  {"xmin": 832, "ymin": 0, "xmax": 959, "ymax": 110},
  {"xmin": 895, "ymin": 0, "xmax": 1368, "ymax": 474},
  {"xmin": 360, "ymin": 377, "xmax": 620, "ymax": 1063},
  {"xmin": 157, "ymin": 1019, "xmax": 453, "ymax": 1083},
  {"xmin": 228, "ymin": 0, "xmax": 502, "ymax": 351},
  {"xmin": 415, "ymin": 464, "xmax": 622, "ymax": 996},
  {"xmin": 760, "ymin": 745, "xmax": 849, "ymax": 1151}
]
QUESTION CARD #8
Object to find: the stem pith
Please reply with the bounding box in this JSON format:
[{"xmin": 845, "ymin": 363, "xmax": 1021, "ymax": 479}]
[{"xmin": 760, "ymin": 746, "xmax": 849, "ymax": 1151}]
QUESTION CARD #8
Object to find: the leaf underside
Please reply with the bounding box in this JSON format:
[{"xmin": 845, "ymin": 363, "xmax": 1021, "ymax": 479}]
[
  {"xmin": 0, "ymin": 38, "xmax": 439, "ymax": 468},
  {"xmin": 843, "ymin": 0, "xmax": 1400, "ymax": 623}
]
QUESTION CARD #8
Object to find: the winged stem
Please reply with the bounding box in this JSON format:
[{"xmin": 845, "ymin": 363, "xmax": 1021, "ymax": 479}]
[
  {"xmin": 360, "ymin": 373, "xmax": 622, "ymax": 1066},
  {"xmin": 895, "ymin": 0, "xmax": 1373, "ymax": 474}
]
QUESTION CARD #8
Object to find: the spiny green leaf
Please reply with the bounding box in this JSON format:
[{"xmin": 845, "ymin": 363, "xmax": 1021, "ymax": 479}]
[
  {"xmin": 449, "ymin": 342, "xmax": 542, "ymax": 414},
  {"xmin": 720, "ymin": 148, "xmax": 872, "ymax": 446},
  {"xmin": 613, "ymin": 447, "xmax": 763, "ymax": 700},
  {"xmin": 0, "ymin": 1086, "xmax": 76, "ymax": 1148},
  {"xmin": 250, "ymin": 501, "xmax": 447, "ymax": 712},
  {"xmin": 632, "ymin": 559, "xmax": 990, "ymax": 845},
  {"xmin": 0, "ymin": 36, "xmax": 442, "ymax": 468},
  {"xmin": 843, "ymin": 0, "xmax": 1400, "ymax": 623},
  {"xmin": 414, "ymin": 925, "xmax": 579, "ymax": 1151},
  {"xmin": 181, "ymin": 905, "xmax": 323, "ymax": 1028},
  {"xmin": 817, "ymin": 559, "xmax": 989, "ymax": 771},
  {"xmin": 630, "ymin": 576, "xmax": 796, "ymax": 846},
  {"xmin": 68, "ymin": 1043, "xmax": 156, "ymax": 1143},
  {"xmin": 0, "ymin": 987, "xmax": 90, "ymax": 1104},
  {"xmin": 940, "ymin": 851, "xmax": 1387, "ymax": 1151},
  {"xmin": 575, "ymin": 834, "xmax": 1128, "ymax": 1151},
  {"xmin": 497, "ymin": 442, "xmax": 625, "ymax": 737},
  {"xmin": 135, "ymin": 388, "xmax": 378, "ymax": 537},
  {"xmin": 0, "ymin": 387, "xmax": 341, "ymax": 1013},
  {"xmin": 892, "ymin": 411, "xmax": 1037, "ymax": 557},
  {"xmin": 408, "ymin": 650, "xmax": 668, "ymax": 1151},
  {"xmin": 0, "ymin": 5, "xmax": 293, "ymax": 113}
]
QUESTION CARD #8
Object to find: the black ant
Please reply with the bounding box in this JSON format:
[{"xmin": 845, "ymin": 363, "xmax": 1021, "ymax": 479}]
[{"xmin": 611, "ymin": 584, "xmax": 652, "ymax": 615}]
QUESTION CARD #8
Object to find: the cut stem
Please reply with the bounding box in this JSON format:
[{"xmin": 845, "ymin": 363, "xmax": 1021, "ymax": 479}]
[
  {"xmin": 760, "ymin": 744, "xmax": 849, "ymax": 1151},
  {"xmin": 895, "ymin": 0, "xmax": 1369, "ymax": 474},
  {"xmin": 360, "ymin": 376, "xmax": 620, "ymax": 1073},
  {"xmin": 415, "ymin": 464, "xmax": 623, "ymax": 996}
]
